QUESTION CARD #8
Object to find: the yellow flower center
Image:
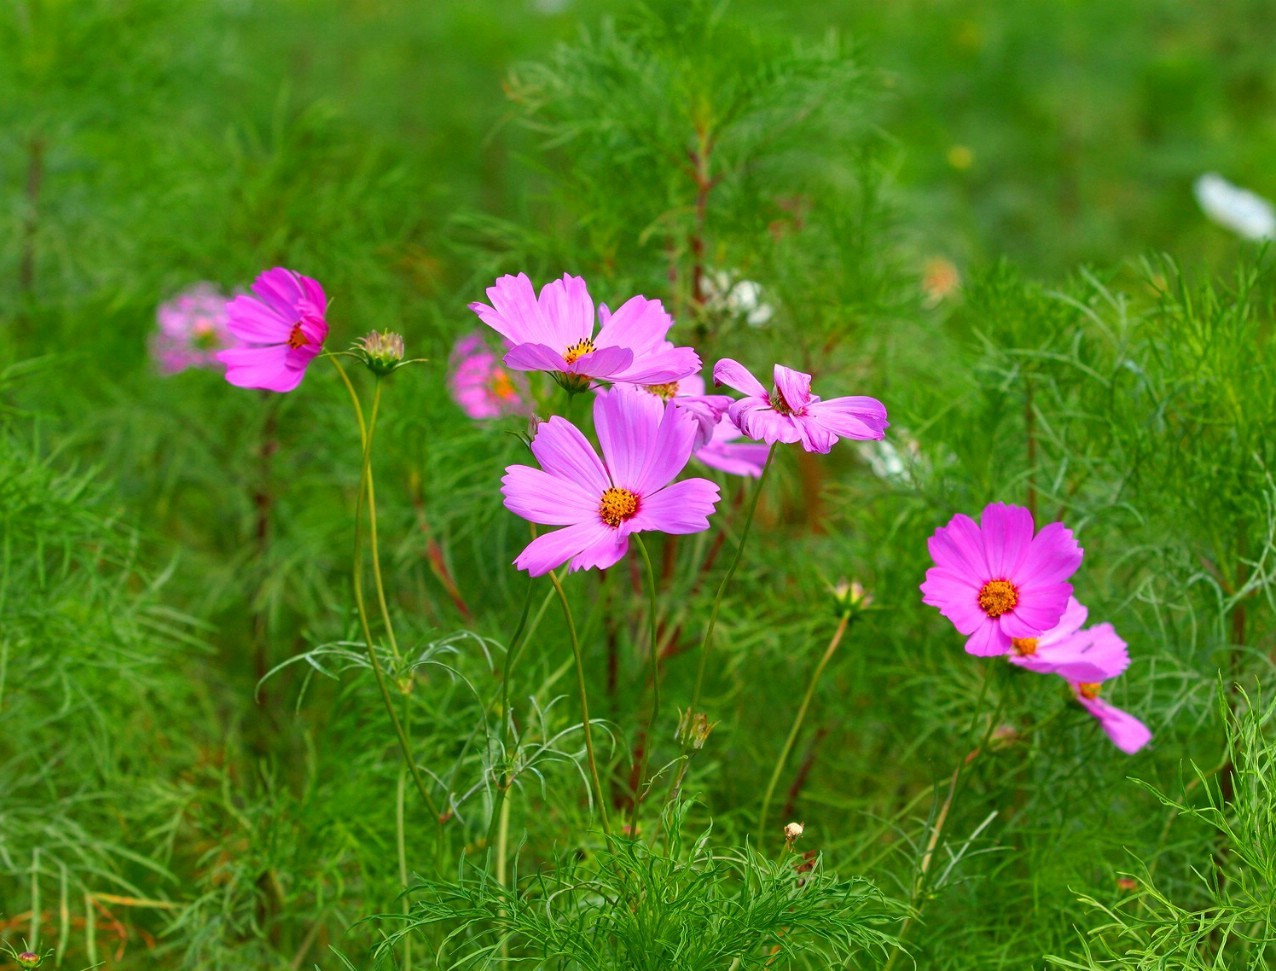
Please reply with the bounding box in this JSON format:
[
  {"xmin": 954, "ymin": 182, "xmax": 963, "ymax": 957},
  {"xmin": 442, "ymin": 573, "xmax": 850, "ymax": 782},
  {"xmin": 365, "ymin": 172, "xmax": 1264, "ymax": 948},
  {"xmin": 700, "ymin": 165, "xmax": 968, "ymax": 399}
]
[
  {"xmin": 643, "ymin": 381, "xmax": 680, "ymax": 401},
  {"xmin": 563, "ymin": 337, "xmax": 597, "ymax": 364},
  {"xmin": 1077, "ymin": 682, "xmax": 1102, "ymax": 700},
  {"xmin": 1010, "ymin": 637, "xmax": 1038, "ymax": 656},
  {"xmin": 599, "ymin": 486, "xmax": 639, "ymax": 527},
  {"xmin": 489, "ymin": 369, "xmax": 518, "ymax": 401},
  {"xmin": 287, "ymin": 323, "xmax": 308, "ymax": 349},
  {"xmin": 977, "ymin": 579, "xmax": 1018, "ymax": 618}
]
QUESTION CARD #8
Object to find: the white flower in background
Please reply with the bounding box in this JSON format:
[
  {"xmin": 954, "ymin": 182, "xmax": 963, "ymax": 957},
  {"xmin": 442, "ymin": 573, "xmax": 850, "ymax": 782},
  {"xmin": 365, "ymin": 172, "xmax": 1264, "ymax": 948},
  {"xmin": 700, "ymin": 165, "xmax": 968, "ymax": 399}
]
[
  {"xmin": 1194, "ymin": 173, "xmax": 1276, "ymax": 241},
  {"xmin": 703, "ymin": 270, "xmax": 775, "ymax": 328},
  {"xmin": 864, "ymin": 433, "xmax": 924, "ymax": 486}
]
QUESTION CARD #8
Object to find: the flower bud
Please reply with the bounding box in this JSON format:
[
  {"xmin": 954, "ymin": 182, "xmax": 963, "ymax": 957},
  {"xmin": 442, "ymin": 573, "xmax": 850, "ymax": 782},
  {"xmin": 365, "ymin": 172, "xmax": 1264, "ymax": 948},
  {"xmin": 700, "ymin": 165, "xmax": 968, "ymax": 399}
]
[
  {"xmin": 784, "ymin": 821, "xmax": 805, "ymax": 843},
  {"xmin": 16, "ymin": 952, "xmax": 43, "ymax": 970},
  {"xmin": 356, "ymin": 331, "xmax": 406, "ymax": 376},
  {"xmin": 831, "ymin": 578, "xmax": 872, "ymax": 619}
]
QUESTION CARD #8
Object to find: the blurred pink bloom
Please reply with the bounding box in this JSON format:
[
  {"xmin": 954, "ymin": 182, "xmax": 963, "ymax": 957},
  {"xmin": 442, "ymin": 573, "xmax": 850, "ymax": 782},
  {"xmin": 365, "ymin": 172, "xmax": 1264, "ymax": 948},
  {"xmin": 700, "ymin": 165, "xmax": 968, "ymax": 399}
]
[
  {"xmin": 448, "ymin": 333, "xmax": 528, "ymax": 419},
  {"xmin": 713, "ymin": 359, "xmax": 888, "ymax": 453},
  {"xmin": 217, "ymin": 268, "xmax": 328, "ymax": 393},
  {"xmin": 501, "ymin": 385, "xmax": 720, "ymax": 576},
  {"xmin": 470, "ymin": 273, "xmax": 700, "ymax": 389},
  {"xmin": 151, "ymin": 283, "xmax": 234, "ymax": 374},
  {"xmin": 920, "ymin": 502, "xmax": 1083, "ymax": 656}
]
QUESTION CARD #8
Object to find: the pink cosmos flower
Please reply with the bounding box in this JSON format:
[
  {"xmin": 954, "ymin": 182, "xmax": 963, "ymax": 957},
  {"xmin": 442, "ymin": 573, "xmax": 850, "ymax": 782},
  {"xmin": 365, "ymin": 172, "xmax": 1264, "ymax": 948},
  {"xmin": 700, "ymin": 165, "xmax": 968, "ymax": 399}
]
[
  {"xmin": 712, "ymin": 360, "xmax": 888, "ymax": 453},
  {"xmin": 501, "ymin": 385, "xmax": 720, "ymax": 576},
  {"xmin": 470, "ymin": 273, "xmax": 701, "ymax": 390},
  {"xmin": 217, "ymin": 268, "xmax": 329, "ymax": 393},
  {"xmin": 448, "ymin": 333, "xmax": 529, "ymax": 419},
  {"xmin": 151, "ymin": 283, "xmax": 234, "ymax": 374},
  {"xmin": 920, "ymin": 502, "xmax": 1084, "ymax": 656}
]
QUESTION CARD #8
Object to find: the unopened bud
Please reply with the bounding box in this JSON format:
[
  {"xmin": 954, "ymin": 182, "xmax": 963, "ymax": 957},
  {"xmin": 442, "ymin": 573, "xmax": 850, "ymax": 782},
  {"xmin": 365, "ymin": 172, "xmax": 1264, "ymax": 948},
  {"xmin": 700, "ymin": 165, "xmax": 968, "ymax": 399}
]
[
  {"xmin": 989, "ymin": 723, "xmax": 1021, "ymax": 751},
  {"xmin": 16, "ymin": 952, "xmax": 43, "ymax": 970},
  {"xmin": 784, "ymin": 821, "xmax": 805, "ymax": 843},
  {"xmin": 831, "ymin": 578, "xmax": 872, "ymax": 619},
  {"xmin": 675, "ymin": 709, "xmax": 715, "ymax": 750},
  {"xmin": 355, "ymin": 331, "xmax": 406, "ymax": 375}
]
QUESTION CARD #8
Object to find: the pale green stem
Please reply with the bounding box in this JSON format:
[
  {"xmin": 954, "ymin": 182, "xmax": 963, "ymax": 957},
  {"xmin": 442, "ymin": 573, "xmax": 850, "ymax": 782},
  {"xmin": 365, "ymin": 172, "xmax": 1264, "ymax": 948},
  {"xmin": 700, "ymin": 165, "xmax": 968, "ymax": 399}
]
[
  {"xmin": 330, "ymin": 356, "xmax": 440, "ymax": 821},
  {"xmin": 548, "ymin": 568, "xmax": 611, "ymax": 835},
  {"xmin": 758, "ymin": 611, "xmax": 851, "ymax": 845},
  {"xmin": 628, "ymin": 535, "xmax": 661, "ymax": 836},
  {"xmin": 688, "ymin": 443, "xmax": 778, "ymax": 715}
]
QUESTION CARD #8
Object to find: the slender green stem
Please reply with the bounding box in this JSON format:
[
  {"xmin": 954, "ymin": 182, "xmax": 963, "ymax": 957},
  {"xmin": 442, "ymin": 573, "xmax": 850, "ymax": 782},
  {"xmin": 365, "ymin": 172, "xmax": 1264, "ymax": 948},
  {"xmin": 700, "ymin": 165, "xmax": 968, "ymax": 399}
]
[
  {"xmin": 629, "ymin": 535, "xmax": 661, "ymax": 836},
  {"xmin": 333, "ymin": 356, "xmax": 441, "ymax": 821},
  {"xmin": 758, "ymin": 611, "xmax": 851, "ymax": 844},
  {"xmin": 688, "ymin": 443, "xmax": 778, "ymax": 714},
  {"xmin": 485, "ymin": 583, "xmax": 554, "ymax": 850},
  {"xmin": 362, "ymin": 382, "xmax": 402, "ymax": 668},
  {"xmin": 548, "ymin": 569, "xmax": 611, "ymax": 835}
]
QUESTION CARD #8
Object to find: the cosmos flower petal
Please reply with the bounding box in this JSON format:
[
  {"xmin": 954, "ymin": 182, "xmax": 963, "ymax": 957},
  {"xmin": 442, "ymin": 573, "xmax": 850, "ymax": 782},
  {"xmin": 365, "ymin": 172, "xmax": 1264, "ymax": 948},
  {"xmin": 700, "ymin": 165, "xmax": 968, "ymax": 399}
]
[
  {"xmin": 220, "ymin": 348, "xmax": 306, "ymax": 392},
  {"xmin": 501, "ymin": 465, "xmax": 600, "ymax": 525},
  {"xmin": 595, "ymin": 386, "xmax": 662, "ymax": 489},
  {"xmin": 537, "ymin": 273, "xmax": 596, "ymax": 349},
  {"xmin": 565, "ymin": 345, "xmax": 634, "ymax": 378},
  {"xmin": 806, "ymin": 396, "xmax": 890, "ymax": 441},
  {"xmin": 1029, "ymin": 623, "xmax": 1130, "ymax": 681},
  {"xmin": 964, "ymin": 621, "xmax": 1010, "ymax": 657},
  {"xmin": 611, "ymin": 345, "xmax": 701, "ymax": 384},
  {"xmin": 713, "ymin": 358, "xmax": 768, "ymax": 398},
  {"xmin": 927, "ymin": 514, "xmax": 988, "ymax": 576},
  {"xmin": 251, "ymin": 267, "xmax": 309, "ymax": 318},
  {"xmin": 1075, "ymin": 693, "xmax": 1151, "ymax": 754},
  {"xmin": 772, "ymin": 364, "xmax": 813, "ymax": 411},
  {"xmin": 729, "ymin": 400, "xmax": 802, "ymax": 444},
  {"xmin": 920, "ymin": 569, "xmax": 985, "ymax": 634},
  {"xmin": 470, "ymin": 273, "xmax": 544, "ymax": 346},
  {"xmin": 595, "ymin": 294, "xmax": 674, "ymax": 354},
  {"xmin": 979, "ymin": 503, "xmax": 1036, "ymax": 577},
  {"xmin": 1020, "ymin": 522, "xmax": 1084, "ymax": 584},
  {"xmin": 798, "ymin": 420, "xmax": 836, "ymax": 454},
  {"xmin": 529, "ymin": 417, "xmax": 611, "ymax": 496},
  {"xmin": 513, "ymin": 520, "xmax": 620, "ymax": 577},
  {"xmin": 504, "ymin": 342, "xmax": 570, "ymax": 373},
  {"xmin": 628, "ymin": 478, "xmax": 721, "ymax": 534},
  {"xmin": 695, "ymin": 438, "xmax": 770, "ymax": 477},
  {"xmin": 569, "ymin": 530, "xmax": 632, "ymax": 572},
  {"xmin": 224, "ymin": 295, "xmax": 292, "ymax": 343}
]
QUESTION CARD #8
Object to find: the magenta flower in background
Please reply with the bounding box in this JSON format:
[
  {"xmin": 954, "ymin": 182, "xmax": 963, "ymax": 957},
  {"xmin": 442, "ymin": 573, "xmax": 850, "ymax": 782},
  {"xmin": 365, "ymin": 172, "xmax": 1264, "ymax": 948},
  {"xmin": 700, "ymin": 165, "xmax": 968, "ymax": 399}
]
[
  {"xmin": 920, "ymin": 502, "xmax": 1084, "ymax": 656},
  {"xmin": 217, "ymin": 268, "xmax": 329, "ymax": 393},
  {"xmin": 501, "ymin": 385, "xmax": 720, "ymax": 576},
  {"xmin": 448, "ymin": 333, "xmax": 529, "ymax": 419},
  {"xmin": 1072, "ymin": 680, "xmax": 1152, "ymax": 755},
  {"xmin": 470, "ymin": 273, "xmax": 701, "ymax": 389},
  {"xmin": 1007, "ymin": 597, "xmax": 1130, "ymax": 682},
  {"xmin": 712, "ymin": 359, "xmax": 888, "ymax": 453},
  {"xmin": 151, "ymin": 283, "xmax": 234, "ymax": 374}
]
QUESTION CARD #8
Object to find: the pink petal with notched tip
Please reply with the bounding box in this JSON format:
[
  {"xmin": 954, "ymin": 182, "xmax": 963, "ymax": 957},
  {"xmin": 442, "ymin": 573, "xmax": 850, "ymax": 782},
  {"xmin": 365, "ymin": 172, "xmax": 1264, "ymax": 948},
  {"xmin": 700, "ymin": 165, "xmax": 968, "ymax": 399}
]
[
  {"xmin": 713, "ymin": 358, "xmax": 769, "ymax": 398},
  {"xmin": 627, "ymin": 478, "xmax": 721, "ymax": 534}
]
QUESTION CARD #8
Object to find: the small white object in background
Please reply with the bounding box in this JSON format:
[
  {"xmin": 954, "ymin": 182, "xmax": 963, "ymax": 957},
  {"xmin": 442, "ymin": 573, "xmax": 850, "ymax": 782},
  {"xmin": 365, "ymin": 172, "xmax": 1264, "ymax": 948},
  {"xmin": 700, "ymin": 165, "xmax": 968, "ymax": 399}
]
[
  {"xmin": 1193, "ymin": 173, "xmax": 1276, "ymax": 241},
  {"xmin": 704, "ymin": 270, "xmax": 775, "ymax": 328}
]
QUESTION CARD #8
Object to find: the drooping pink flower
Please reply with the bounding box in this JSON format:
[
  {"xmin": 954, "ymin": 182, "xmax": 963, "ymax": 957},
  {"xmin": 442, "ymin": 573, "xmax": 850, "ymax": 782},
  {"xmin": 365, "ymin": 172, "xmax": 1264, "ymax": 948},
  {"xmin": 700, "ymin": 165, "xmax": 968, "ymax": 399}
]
[
  {"xmin": 470, "ymin": 273, "xmax": 700, "ymax": 390},
  {"xmin": 1071, "ymin": 681, "xmax": 1152, "ymax": 755},
  {"xmin": 920, "ymin": 502, "xmax": 1084, "ymax": 656},
  {"xmin": 448, "ymin": 333, "xmax": 529, "ymax": 419},
  {"xmin": 151, "ymin": 283, "xmax": 234, "ymax": 374},
  {"xmin": 712, "ymin": 359, "xmax": 888, "ymax": 453},
  {"xmin": 217, "ymin": 268, "xmax": 329, "ymax": 393},
  {"xmin": 1007, "ymin": 597, "xmax": 1130, "ymax": 682},
  {"xmin": 501, "ymin": 385, "xmax": 720, "ymax": 576}
]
